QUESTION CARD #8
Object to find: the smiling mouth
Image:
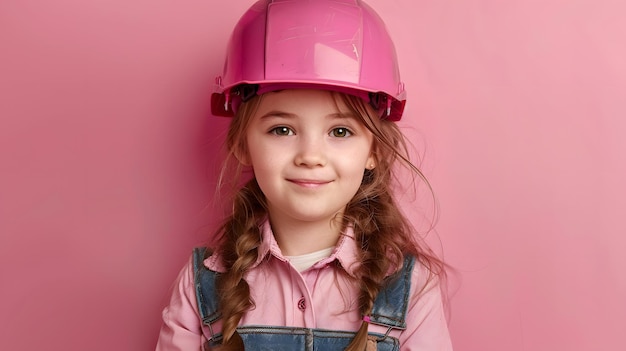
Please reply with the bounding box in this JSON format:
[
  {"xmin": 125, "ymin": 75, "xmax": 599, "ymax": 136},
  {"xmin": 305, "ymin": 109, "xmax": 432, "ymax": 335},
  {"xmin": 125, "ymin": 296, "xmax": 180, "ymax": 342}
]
[{"xmin": 287, "ymin": 179, "xmax": 332, "ymax": 188}]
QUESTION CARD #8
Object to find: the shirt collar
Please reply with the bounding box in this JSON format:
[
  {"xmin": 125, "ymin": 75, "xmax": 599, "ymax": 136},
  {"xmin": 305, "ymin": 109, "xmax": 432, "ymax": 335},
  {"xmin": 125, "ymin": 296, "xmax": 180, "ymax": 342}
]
[{"xmin": 205, "ymin": 219, "xmax": 361, "ymax": 277}]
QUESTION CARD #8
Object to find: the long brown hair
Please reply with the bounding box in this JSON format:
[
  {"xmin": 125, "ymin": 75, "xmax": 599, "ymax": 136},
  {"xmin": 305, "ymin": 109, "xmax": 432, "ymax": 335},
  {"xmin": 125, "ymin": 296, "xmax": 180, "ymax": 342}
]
[{"xmin": 210, "ymin": 91, "xmax": 445, "ymax": 351}]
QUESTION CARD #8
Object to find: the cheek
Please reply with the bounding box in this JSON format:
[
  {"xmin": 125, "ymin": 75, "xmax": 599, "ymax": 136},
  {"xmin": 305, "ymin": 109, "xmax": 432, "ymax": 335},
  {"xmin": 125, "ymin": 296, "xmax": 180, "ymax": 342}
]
[
  {"xmin": 351, "ymin": 140, "xmax": 375, "ymax": 167},
  {"xmin": 248, "ymin": 148, "xmax": 279, "ymax": 169},
  {"xmin": 248, "ymin": 148, "xmax": 282, "ymax": 184},
  {"xmin": 340, "ymin": 156, "xmax": 368, "ymax": 182},
  {"xmin": 245, "ymin": 135, "xmax": 270, "ymax": 165}
]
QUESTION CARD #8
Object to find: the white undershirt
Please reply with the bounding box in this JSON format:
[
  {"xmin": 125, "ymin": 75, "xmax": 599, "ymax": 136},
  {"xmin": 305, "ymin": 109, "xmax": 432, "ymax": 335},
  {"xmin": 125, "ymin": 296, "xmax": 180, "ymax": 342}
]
[{"xmin": 285, "ymin": 247, "xmax": 335, "ymax": 272}]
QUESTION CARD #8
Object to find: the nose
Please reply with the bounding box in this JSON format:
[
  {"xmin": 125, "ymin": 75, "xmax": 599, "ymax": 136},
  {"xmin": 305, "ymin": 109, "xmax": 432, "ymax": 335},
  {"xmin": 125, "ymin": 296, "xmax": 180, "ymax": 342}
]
[{"xmin": 294, "ymin": 135, "xmax": 327, "ymax": 168}]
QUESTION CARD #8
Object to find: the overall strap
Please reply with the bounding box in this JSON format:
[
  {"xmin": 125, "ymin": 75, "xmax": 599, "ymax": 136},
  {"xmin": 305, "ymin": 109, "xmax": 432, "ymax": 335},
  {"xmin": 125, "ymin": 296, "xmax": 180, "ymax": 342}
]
[
  {"xmin": 369, "ymin": 255, "xmax": 416, "ymax": 330},
  {"xmin": 193, "ymin": 247, "xmax": 221, "ymax": 326}
]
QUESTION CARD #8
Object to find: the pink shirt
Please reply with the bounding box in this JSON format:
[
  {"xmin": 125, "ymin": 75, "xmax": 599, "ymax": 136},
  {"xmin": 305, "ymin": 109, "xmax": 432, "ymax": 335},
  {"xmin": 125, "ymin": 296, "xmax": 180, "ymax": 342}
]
[{"xmin": 156, "ymin": 222, "xmax": 453, "ymax": 350}]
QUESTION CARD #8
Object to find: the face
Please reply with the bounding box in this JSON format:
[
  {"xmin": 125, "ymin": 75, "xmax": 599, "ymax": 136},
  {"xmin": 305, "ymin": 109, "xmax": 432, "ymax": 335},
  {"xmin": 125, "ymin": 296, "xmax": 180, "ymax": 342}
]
[{"xmin": 242, "ymin": 89, "xmax": 376, "ymax": 228}]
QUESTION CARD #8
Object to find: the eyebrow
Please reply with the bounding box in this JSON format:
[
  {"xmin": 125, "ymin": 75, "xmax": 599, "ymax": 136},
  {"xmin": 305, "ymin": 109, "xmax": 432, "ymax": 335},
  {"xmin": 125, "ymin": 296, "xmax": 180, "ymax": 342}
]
[
  {"xmin": 259, "ymin": 111, "xmax": 297, "ymax": 119},
  {"xmin": 259, "ymin": 111, "xmax": 357, "ymax": 120}
]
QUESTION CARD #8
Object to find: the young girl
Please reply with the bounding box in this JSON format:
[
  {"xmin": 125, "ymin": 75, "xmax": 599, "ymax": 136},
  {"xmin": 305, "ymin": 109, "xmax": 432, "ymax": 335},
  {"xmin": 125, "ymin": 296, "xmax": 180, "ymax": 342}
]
[{"xmin": 156, "ymin": 0, "xmax": 452, "ymax": 350}]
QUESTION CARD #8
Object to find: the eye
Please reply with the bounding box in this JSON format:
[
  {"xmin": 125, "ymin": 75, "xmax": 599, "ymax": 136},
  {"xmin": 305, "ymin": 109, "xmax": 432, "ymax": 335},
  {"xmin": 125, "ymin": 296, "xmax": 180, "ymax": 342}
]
[
  {"xmin": 270, "ymin": 126, "xmax": 294, "ymax": 136},
  {"xmin": 330, "ymin": 127, "xmax": 352, "ymax": 138}
]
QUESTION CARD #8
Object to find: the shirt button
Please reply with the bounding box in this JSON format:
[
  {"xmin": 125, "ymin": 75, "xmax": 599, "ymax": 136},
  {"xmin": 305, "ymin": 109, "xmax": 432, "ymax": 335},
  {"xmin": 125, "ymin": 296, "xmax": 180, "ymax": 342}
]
[{"xmin": 297, "ymin": 297, "xmax": 306, "ymax": 311}]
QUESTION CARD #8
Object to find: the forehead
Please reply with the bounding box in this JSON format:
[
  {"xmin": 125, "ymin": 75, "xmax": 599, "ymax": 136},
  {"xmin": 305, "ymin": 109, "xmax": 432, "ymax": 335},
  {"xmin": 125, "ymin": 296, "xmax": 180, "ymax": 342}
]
[{"xmin": 254, "ymin": 89, "xmax": 351, "ymax": 116}]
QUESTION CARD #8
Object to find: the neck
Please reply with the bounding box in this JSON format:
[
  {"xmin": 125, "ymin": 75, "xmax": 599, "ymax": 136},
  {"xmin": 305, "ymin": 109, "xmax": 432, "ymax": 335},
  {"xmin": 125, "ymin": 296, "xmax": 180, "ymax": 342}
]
[{"xmin": 269, "ymin": 215, "xmax": 343, "ymax": 256}]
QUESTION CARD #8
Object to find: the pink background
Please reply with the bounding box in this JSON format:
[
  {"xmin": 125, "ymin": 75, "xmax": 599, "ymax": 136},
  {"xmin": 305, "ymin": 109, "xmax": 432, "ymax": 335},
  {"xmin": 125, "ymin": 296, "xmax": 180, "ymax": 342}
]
[{"xmin": 1, "ymin": 0, "xmax": 625, "ymax": 350}]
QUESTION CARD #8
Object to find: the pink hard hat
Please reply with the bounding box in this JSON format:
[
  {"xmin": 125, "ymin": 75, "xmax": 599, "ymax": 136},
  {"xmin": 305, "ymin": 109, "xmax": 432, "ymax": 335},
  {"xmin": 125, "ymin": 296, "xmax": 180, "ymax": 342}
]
[{"xmin": 211, "ymin": 0, "xmax": 406, "ymax": 121}]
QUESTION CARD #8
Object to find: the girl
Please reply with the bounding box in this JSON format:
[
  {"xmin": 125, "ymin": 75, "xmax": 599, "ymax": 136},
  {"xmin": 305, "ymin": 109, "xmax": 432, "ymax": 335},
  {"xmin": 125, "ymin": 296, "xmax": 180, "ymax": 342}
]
[{"xmin": 156, "ymin": 0, "xmax": 452, "ymax": 350}]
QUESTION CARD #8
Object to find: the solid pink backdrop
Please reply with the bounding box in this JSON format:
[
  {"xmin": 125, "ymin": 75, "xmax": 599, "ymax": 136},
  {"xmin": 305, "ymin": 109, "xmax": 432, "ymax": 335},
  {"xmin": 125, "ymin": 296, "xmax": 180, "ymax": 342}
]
[{"xmin": 1, "ymin": 0, "xmax": 625, "ymax": 350}]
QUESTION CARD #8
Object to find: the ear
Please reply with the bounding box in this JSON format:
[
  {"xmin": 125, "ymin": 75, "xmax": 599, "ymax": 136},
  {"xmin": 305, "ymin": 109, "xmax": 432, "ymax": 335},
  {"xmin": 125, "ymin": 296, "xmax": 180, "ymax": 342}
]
[
  {"xmin": 365, "ymin": 153, "xmax": 377, "ymax": 170},
  {"xmin": 233, "ymin": 146, "xmax": 251, "ymax": 166}
]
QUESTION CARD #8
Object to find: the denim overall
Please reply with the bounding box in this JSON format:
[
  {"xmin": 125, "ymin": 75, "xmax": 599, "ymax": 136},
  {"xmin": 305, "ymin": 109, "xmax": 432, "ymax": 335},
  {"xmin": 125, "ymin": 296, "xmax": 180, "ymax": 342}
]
[{"xmin": 193, "ymin": 248, "xmax": 415, "ymax": 351}]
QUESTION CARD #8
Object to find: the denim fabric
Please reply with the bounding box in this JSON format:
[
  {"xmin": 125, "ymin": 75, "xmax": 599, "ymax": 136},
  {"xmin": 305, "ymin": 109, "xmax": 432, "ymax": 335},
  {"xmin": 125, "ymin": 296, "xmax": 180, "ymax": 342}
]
[
  {"xmin": 193, "ymin": 248, "xmax": 221, "ymax": 326},
  {"xmin": 369, "ymin": 256, "xmax": 415, "ymax": 329},
  {"xmin": 205, "ymin": 327, "xmax": 400, "ymax": 351},
  {"xmin": 193, "ymin": 248, "xmax": 414, "ymax": 351}
]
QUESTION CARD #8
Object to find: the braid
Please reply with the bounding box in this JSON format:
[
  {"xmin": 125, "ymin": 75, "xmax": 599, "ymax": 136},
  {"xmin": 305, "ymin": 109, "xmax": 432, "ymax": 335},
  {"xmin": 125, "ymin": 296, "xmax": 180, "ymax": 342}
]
[
  {"xmin": 212, "ymin": 179, "xmax": 267, "ymax": 351},
  {"xmin": 344, "ymin": 173, "xmax": 407, "ymax": 351}
]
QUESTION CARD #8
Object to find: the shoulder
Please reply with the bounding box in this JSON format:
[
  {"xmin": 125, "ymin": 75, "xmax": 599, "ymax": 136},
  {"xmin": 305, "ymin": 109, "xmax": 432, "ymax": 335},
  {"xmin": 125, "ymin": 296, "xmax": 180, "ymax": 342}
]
[
  {"xmin": 388, "ymin": 255, "xmax": 447, "ymax": 322},
  {"xmin": 409, "ymin": 256, "xmax": 442, "ymax": 295},
  {"xmin": 399, "ymin": 256, "xmax": 453, "ymax": 350},
  {"xmin": 384, "ymin": 255, "xmax": 434, "ymax": 294}
]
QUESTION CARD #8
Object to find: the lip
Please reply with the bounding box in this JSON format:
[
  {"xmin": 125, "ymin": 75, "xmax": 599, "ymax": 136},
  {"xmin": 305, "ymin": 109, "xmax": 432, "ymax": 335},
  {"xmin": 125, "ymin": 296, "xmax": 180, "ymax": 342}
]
[{"xmin": 287, "ymin": 179, "xmax": 332, "ymax": 188}]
